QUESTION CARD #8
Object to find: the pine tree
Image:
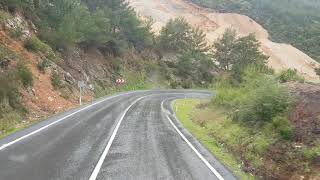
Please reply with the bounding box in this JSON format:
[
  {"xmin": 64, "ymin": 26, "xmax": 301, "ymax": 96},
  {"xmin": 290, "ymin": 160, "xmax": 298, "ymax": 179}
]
[
  {"xmin": 212, "ymin": 28, "xmax": 236, "ymax": 71},
  {"xmin": 158, "ymin": 17, "xmax": 192, "ymax": 53}
]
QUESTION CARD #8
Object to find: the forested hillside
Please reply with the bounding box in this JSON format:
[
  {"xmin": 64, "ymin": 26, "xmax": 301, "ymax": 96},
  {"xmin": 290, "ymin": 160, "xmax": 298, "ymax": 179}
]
[
  {"xmin": 0, "ymin": 0, "xmax": 154, "ymax": 53},
  {"xmin": 189, "ymin": 0, "xmax": 320, "ymax": 62}
]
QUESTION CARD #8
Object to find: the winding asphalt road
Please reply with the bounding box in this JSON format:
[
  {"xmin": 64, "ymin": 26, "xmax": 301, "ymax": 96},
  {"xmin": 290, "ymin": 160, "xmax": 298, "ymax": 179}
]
[{"xmin": 0, "ymin": 90, "xmax": 236, "ymax": 180}]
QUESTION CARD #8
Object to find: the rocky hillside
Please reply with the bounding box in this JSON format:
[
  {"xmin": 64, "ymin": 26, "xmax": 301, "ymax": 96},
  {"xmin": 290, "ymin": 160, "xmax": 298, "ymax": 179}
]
[{"xmin": 0, "ymin": 5, "xmax": 167, "ymax": 137}]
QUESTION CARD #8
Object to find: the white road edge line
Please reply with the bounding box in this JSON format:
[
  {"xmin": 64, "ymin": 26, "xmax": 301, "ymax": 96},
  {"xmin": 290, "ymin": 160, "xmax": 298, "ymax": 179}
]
[
  {"xmin": 89, "ymin": 95, "xmax": 149, "ymax": 180},
  {"xmin": 0, "ymin": 92, "xmax": 135, "ymax": 151},
  {"xmin": 161, "ymin": 100, "xmax": 225, "ymax": 180}
]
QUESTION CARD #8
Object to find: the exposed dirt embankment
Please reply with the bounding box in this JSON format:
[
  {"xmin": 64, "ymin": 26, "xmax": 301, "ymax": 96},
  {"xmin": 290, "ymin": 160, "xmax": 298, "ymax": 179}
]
[
  {"xmin": 0, "ymin": 31, "xmax": 76, "ymax": 115},
  {"xmin": 128, "ymin": 0, "xmax": 320, "ymax": 82},
  {"xmin": 288, "ymin": 83, "xmax": 320, "ymax": 145}
]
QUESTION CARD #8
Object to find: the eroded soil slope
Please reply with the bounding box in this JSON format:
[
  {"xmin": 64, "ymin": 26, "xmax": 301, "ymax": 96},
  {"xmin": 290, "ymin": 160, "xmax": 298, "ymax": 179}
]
[{"xmin": 129, "ymin": 0, "xmax": 320, "ymax": 81}]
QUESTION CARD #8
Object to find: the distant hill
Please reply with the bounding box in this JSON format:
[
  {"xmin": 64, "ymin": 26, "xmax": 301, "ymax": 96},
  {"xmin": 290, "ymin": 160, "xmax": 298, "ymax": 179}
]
[
  {"xmin": 128, "ymin": 0, "xmax": 320, "ymax": 81},
  {"xmin": 190, "ymin": 0, "xmax": 320, "ymax": 62}
]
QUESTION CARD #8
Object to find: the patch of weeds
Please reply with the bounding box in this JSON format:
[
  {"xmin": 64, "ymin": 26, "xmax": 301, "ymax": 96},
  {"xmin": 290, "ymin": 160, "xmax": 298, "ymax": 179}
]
[
  {"xmin": 0, "ymin": 44, "xmax": 20, "ymax": 68},
  {"xmin": 51, "ymin": 71, "xmax": 63, "ymax": 89},
  {"xmin": 169, "ymin": 80, "xmax": 179, "ymax": 89},
  {"xmin": 17, "ymin": 61, "xmax": 33, "ymax": 87},
  {"xmin": 0, "ymin": 111, "xmax": 21, "ymax": 132},
  {"xmin": 110, "ymin": 57, "xmax": 123, "ymax": 73},
  {"xmin": 37, "ymin": 59, "xmax": 51, "ymax": 72},
  {"xmin": 278, "ymin": 69, "xmax": 305, "ymax": 83},
  {"xmin": 9, "ymin": 27, "xmax": 23, "ymax": 39},
  {"xmin": 24, "ymin": 36, "xmax": 47, "ymax": 52},
  {"xmin": 0, "ymin": 11, "xmax": 10, "ymax": 26},
  {"xmin": 120, "ymin": 70, "xmax": 149, "ymax": 91},
  {"xmin": 24, "ymin": 36, "xmax": 56, "ymax": 61},
  {"xmin": 59, "ymin": 85, "xmax": 73, "ymax": 100},
  {"xmin": 271, "ymin": 116, "xmax": 294, "ymax": 140},
  {"xmin": 0, "ymin": 87, "xmax": 25, "ymax": 137},
  {"xmin": 303, "ymin": 143, "xmax": 320, "ymax": 161}
]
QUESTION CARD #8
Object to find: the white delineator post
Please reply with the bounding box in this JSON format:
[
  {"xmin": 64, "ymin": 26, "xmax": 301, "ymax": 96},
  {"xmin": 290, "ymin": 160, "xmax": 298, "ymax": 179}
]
[
  {"xmin": 78, "ymin": 81, "xmax": 85, "ymax": 105},
  {"xmin": 79, "ymin": 86, "xmax": 82, "ymax": 105}
]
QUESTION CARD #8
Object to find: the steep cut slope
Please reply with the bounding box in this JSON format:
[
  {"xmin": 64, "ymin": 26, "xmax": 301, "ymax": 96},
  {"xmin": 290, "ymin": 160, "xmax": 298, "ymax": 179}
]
[{"xmin": 128, "ymin": 0, "xmax": 320, "ymax": 81}]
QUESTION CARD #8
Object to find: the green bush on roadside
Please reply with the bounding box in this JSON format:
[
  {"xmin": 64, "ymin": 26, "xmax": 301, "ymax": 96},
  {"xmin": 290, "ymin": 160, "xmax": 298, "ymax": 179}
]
[
  {"xmin": 233, "ymin": 76, "xmax": 292, "ymax": 125},
  {"xmin": 214, "ymin": 68, "xmax": 294, "ymax": 133},
  {"xmin": 0, "ymin": 73, "xmax": 26, "ymax": 134},
  {"xmin": 271, "ymin": 116, "xmax": 293, "ymax": 140},
  {"xmin": 0, "ymin": 111, "xmax": 21, "ymax": 132}
]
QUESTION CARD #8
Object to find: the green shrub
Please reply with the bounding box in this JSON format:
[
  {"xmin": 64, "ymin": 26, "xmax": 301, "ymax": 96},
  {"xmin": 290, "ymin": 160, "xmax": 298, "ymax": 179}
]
[
  {"xmin": 213, "ymin": 84, "xmax": 243, "ymax": 109},
  {"xmin": 181, "ymin": 79, "xmax": 193, "ymax": 89},
  {"xmin": 17, "ymin": 62, "xmax": 33, "ymax": 87},
  {"xmin": 37, "ymin": 59, "xmax": 51, "ymax": 72},
  {"xmin": 24, "ymin": 36, "xmax": 56, "ymax": 60},
  {"xmin": 169, "ymin": 80, "xmax": 179, "ymax": 89},
  {"xmin": 303, "ymin": 144, "xmax": 320, "ymax": 161},
  {"xmin": 0, "ymin": 11, "xmax": 10, "ymax": 25},
  {"xmin": 51, "ymin": 71, "xmax": 63, "ymax": 89},
  {"xmin": 0, "ymin": 111, "xmax": 21, "ymax": 132},
  {"xmin": 110, "ymin": 58, "xmax": 123, "ymax": 73},
  {"xmin": 214, "ymin": 69, "xmax": 293, "ymax": 126},
  {"xmin": 9, "ymin": 28, "xmax": 24, "ymax": 39},
  {"xmin": 0, "ymin": 44, "xmax": 20, "ymax": 68},
  {"xmin": 272, "ymin": 116, "xmax": 293, "ymax": 140},
  {"xmin": 0, "ymin": 74, "xmax": 25, "ymax": 118},
  {"xmin": 25, "ymin": 36, "xmax": 46, "ymax": 51},
  {"xmin": 234, "ymin": 77, "xmax": 292, "ymax": 124},
  {"xmin": 279, "ymin": 126, "xmax": 294, "ymax": 140},
  {"xmin": 141, "ymin": 59, "xmax": 159, "ymax": 74},
  {"xmin": 278, "ymin": 69, "xmax": 304, "ymax": 83}
]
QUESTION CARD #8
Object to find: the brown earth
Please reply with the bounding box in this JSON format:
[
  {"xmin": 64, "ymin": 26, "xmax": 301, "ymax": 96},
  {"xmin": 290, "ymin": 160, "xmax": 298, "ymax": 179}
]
[
  {"xmin": 0, "ymin": 30, "xmax": 93, "ymax": 119},
  {"xmin": 287, "ymin": 83, "xmax": 320, "ymax": 145},
  {"xmin": 260, "ymin": 83, "xmax": 320, "ymax": 180},
  {"xmin": 0, "ymin": 11, "xmax": 155, "ymax": 122},
  {"xmin": 128, "ymin": 0, "xmax": 320, "ymax": 82}
]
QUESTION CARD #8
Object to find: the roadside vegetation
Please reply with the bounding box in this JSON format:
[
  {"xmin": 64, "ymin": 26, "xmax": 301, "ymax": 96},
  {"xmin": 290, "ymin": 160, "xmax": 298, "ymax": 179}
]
[
  {"xmin": 0, "ymin": 51, "xmax": 32, "ymax": 135},
  {"xmin": 173, "ymin": 28, "xmax": 320, "ymax": 179},
  {"xmin": 174, "ymin": 99, "xmax": 254, "ymax": 179}
]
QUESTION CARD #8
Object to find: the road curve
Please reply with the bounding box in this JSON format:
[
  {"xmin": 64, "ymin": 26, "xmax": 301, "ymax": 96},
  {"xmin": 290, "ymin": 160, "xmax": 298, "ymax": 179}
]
[{"xmin": 0, "ymin": 90, "xmax": 236, "ymax": 180}]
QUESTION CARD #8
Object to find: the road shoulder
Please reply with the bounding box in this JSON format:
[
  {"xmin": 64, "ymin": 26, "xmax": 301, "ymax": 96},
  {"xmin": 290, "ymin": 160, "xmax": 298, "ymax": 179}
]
[{"xmin": 172, "ymin": 99, "xmax": 254, "ymax": 179}]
